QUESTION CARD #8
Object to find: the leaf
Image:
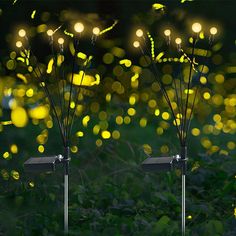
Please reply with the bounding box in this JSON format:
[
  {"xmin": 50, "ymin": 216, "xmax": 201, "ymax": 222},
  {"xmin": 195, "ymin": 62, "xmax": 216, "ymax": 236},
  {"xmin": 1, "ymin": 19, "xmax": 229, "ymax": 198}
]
[{"xmin": 153, "ymin": 215, "xmax": 170, "ymax": 233}]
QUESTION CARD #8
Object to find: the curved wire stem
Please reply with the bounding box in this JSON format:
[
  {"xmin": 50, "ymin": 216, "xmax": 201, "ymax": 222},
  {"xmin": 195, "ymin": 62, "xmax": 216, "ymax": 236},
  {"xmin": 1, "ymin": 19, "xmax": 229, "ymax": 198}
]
[
  {"xmin": 65, "ymin": 38, "xmax": 79, "ymax": 146},
  {"xmin": 67, "ymin": 58, "xmax": 90, "ymax": 143},
  {"xmin": 141, "ymin": 37, "xmax": 182, "ymax": 145},
  {"xmin": 185, "ymin": 43, "xmax": 213, "ymax": 143},
  {"xmin": 182, "ymin": 39, "xmax": 197, "ymax": 146},
  {"xmin": 31, "ymin": 66, "xmax": 66, "ymax": 147}
]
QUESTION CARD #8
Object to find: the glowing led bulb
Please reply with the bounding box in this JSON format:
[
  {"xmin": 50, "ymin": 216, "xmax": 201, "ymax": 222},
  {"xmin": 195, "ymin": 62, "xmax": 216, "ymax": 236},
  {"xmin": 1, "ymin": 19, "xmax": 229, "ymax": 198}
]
[
  {"xmin": 133, "ymin": 41, "xmax": 140, "ymax": 48},
  {"xmin": 47, "ymin": 29, "xmax": 53, "ymax": 36},
  {"xmin": 74, "ymin": 22, "xmax": 84, "ymax": 33},
  {"xmin": 175, "ymin": 38, "xmax": 182, "ymax": 45},
  {"xmin": 18, "ymin": 29, "xmax": 26, "ymax": 37},
  {"xmin": 210, "ymin": 27, "xmax": 217, "ymax": 35},
  {"xmin": 192, "ymin": 22, "xmax": 202, "ymax": 33},
  {"xmin": 164, "ymin": 29, "xmax": 171, "ymax": 37},
  {"xmin": 58, "ymin": 37, "xmax": 64, "ymax": 45},
  {"xmin": 93, "ymin": 27, "xmax": 100, "ymax": 35},
  {"xmin": 136, "ymin": 29, "xmax": 143, "ymax": 37},
  {"xmin": 16, "ymin": 41, "xmax": 22, "ymax": 48}
]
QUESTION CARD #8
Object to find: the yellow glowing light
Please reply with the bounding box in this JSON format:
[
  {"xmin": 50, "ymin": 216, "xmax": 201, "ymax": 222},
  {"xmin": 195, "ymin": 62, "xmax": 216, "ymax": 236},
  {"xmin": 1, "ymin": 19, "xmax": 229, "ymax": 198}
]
[
  {"xmin": 106, "ymin": 93, "xmax": 111, "ymax": 102},
  {"xmin": 127, "ymin": 108, "xmax": 136, "ymax": 116},
  {"xmin": 96, "ymin": 139, "xmax": 103, "ymax": 147},
  {"xmin": 162, "ymin": 112, "xmax": 170, "ymax": 120},
  {"xmin": 133, "ymin": 41, "xmax": 140, "ymax": 48},
  {"xmin": 203, "ymin": 92, "xmax": 211, "ymax": 100},
  {"xmin": 11, "ymin": 170, "xmax": 20, "ymax": 180},
  {"xmin": 58, "ymin": 37, "xmax": 64, "ymax": 45},
  {"xmin": 187, "ymin": 215, "xmax": 192, "ymax": 220},
  {"xmin": 164, "ymin": 29, "xmax": 171, "ymax": 37},
  {"xmin": 227, "ymin": 141, "xmax": 236, "ymax": 150},
  {"xmin": 18, "ymin": 29, "xmax": 26, "ymax": 37},
  {"xmin": 201, "ymin": 138, "xmax": 212, "ymax": 149},
  {"xmin": 101, "ymin": 130, "xmax": 111, "ymax": 139},
  {"xmin": 29, "ymin": 181, "xmax": 35, "ymax": 188},
  {"xmin": 93, "ymin": 125, "xmax": 100, "ymax": 135},
  {"xmin": 26, "ymin": 88, "xmax": 34, "ymax": 97},
  {"xmin": 161, "ymin": 145, "xmax": 169, "ymax": 154},
  {"xmin": 192, "ymin": 22, "xmax": 202, "ymax": 33},
  {"xmin": 175, "ymin": 38, "xmax": 182, "ymax": 45},
  {"xmin": 99, "ymin": 20, "xmax": 118, "ymax": 36},
  {"xmin": 191, "ymin": 128, "xmax": 200, "ymax": 136},
  {"xmin": 74, "ymin": 22, "xmax": 84, "ymax": 33},
  {"xmin": 38, "ymin": 145, "xmax": 44, "ymax": 153},
  {"xmin": 156, "ymin": 127, "xmax": 164, "ymax": 135},
  {"xmin": 10, "ymin": 144, "xmax": 18, "ymax": 154},
  {"xmin": 210, "ymin": 27, "xmax": 217, "ymax": 35},
  {"xmin": 124, "ymin": 116, "xmax": 131, "ymax": 124},
  {"xmin": 71, "ymin": 146, "xmax": 78, "ymax": 153},
  {"xmin": 148, "ymin": 99, "xmax": 157, "ymax": 108},
  {"xmin": 82, "ymin": 115, "xmax": 90, "ymax": 127},
  {"xmin": 93, "ymin": 27, "xmax": 100, "ymax": 35},
  {"xmin": 215, "ymin": 74, "xmax": 224, "ymax": 84},
  {"xmin": 47, "ymin": 58, "xmax": 54, "ymax": 74},
  {"xmin": 200, "ymin": 76, "xmax": 207, "ymax": 84},
  {"xmin": 155, "ymin": 109, "xmax": 160, "ymax": 116},
  {"xmin": 69, "ymin": 71, "xmax": 100, "ymax": 86},
  {"xmin": 143, "ymin": 144, "xmax": 152, "ymax": 155},
  {"xmin": 77, "ymin": 52, "xmax": 87, "ymax": 59},
  {"xmin": 29, "ymin": 106, "xmax": 49, "ymax": 119},
  {"xmin": 76, "ymin": 131, "xmax": 84, "ymax": 137},
  {"xmin": 184, "ymin": 89, "xmax": 194, "ymax": 95},
  {"xmin": 116, "ymin": 116, "xmax": 123, "ymax": 125},
  {"xmin": 47, "ymin": 29, "xmax": 53, "ymax": 36},
  {"xmin": 16, "ymin": 41, "xmax": 22, "ymax": 48},
  {"xmin": 213, "ymin": 114, "xmax": 221, "ymax": 123},
  {"xmin": 119, "ymin": 59, "xmax": 132, "ymax": 67},
  {"xmin": 140, "ymin": 117, "xmax": 147, "ymax": 127},
  {"xmin": 129, "ymin": 96, "xmax": 136, "ymax": 105},
  {"xmin": 3, "ymin": 152, "xmax": 10, "ymax": 159},
  {"xmin": 136, "ymin": 29, "xmax": 143, "ymax": 37},
  {"xmin": 11, "ymin": 107, "xmax": 28, "ymax": 127},
  {"xmin": 173, "ymin": 119, "xmax": 181, "ymax": 126},
  {"xmin": 112, "ymin": 130, "xmax": 120, "ymax": 139}
]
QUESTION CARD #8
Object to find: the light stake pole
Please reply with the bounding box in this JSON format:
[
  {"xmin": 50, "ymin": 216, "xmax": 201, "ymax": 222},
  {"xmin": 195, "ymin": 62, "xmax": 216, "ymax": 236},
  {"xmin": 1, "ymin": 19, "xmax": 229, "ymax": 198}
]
[
  {"xmin": 135, "ymin": 22, "xmax": 217, "ymax": 235},
  {"xmin": 64, "ymin": 146, "xmax": 70, "ymax": 234},
  {"xmin": 181, "ymin": 145, "xmax": 187, "ymax": 236}
]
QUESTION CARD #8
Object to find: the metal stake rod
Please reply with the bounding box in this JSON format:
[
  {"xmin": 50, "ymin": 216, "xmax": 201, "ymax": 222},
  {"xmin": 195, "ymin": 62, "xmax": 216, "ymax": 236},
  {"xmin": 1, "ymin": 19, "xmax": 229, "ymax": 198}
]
[
  {"xmin": 182, "ymin": 174, "xmax": 185, "ymax": 236},
  {"xmin": 181, "ymin": 146, "xmax": 187, "ymax": 236},
  {"xmin": 64, "ymin": 146, "xmax": 70, "ymax": 234}
]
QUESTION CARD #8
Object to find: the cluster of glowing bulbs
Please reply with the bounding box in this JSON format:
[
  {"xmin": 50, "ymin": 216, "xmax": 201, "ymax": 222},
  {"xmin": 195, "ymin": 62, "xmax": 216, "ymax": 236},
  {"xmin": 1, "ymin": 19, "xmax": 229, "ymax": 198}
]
[
  {"xmin": 134, "ymin": 22, "xmax": 218, "ymax": 48},
  {"xmin": 16, "ymin": 22, "xmax": 100, "ymax": 48}
]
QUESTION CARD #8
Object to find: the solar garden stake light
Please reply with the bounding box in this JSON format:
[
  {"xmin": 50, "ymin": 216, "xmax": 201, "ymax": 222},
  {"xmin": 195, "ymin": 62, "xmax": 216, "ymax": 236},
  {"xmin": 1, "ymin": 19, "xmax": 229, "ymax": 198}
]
[
  {"xmin": 134, "ymin": 23, "xmax": 217, "ymax": 236},
  {"xmin": 16, "ymin": 21, "xmax": 107, "ymax": 233}
]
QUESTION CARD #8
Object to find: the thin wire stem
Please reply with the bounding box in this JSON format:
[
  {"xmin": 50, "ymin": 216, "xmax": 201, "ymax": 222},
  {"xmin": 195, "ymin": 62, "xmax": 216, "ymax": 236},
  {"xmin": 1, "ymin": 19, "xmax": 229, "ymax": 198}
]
[
  {"xmin": 32, "ymin": 66, "xmax": 66, "ymax": 146},
  {"xmin": 185, "ymin": 44, "xmax": 212, "ymax": 142},
  {"xmin": 182, "ymin": 39, "xmax": 196, "ymax": 145},
  {"xmin": 65, "ymin": 38, "xmax": 79, "ymax": 145},
  {"xmin": 140, "ymin": 40, "xmax": 182, "ymax": 144},
  {"xmin": 67, "ymin": 59, "xmax": 89, "ymax": 143},
  {"xmin": 172, "ymin": 76, "xmax": 184, "ymax": 145}
]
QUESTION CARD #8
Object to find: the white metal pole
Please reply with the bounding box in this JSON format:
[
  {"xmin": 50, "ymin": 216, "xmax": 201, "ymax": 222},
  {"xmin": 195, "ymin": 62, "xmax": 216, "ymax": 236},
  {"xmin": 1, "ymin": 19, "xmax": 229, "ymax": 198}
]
[
  {"xmin": 64, "ymin": 173, "xmax": 68, "ymax": 233},
  {"xmin": 64, "ymin": 146, "xmax": 70, "ymax": 234},
  {"xmin": 181, "ymin": 145, "xmax": 187, "ymax": 236},
  {"xmin": 182, "ymin": 174, "xmax": 185, "ymax": 236}
]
